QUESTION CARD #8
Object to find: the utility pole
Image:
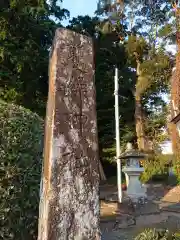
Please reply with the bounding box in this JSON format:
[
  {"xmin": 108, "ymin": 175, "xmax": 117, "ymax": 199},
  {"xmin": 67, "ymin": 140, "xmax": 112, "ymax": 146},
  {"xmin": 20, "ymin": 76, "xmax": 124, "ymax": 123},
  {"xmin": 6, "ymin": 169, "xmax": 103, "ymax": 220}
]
[{"xmin": 114, "ymin": 67, "xmax": 122, "ymax": 203}]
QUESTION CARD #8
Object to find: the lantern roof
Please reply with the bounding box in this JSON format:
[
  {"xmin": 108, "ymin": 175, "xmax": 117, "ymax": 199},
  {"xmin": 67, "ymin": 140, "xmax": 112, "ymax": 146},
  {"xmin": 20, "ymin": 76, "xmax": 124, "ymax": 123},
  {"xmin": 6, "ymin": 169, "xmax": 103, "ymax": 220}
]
[{"xmin": 120, "ymin": 143, "xmax": 145, "ymax": 159}]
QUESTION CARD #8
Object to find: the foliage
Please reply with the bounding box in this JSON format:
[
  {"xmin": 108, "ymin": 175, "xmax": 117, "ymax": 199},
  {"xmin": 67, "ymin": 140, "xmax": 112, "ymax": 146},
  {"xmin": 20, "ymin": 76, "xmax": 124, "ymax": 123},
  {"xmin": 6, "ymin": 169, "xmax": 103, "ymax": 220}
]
[
  {"xmin": 144, "ymin": 107, "xmax": 169, "ymax": 150},
  {"xmin": 0, "ymin": 0, "xmax": 69, "ymax": 115},
  {"xmin": 125, "ymin": 34, "xmax": 172, "ymax": 101},
  {"xmin": 67, "ymin": 15, "xmax": 100, "ymax": 36},
  {"xmin": 140, "ymin": 154, "xmax": 172, "ymax": 183},
  {"xmin": 135, "ymin": 228, "xmax": 180, "ymax": 240},
  {"xmin": 0, "ymin": 100, "xmax": 44, "ymax": 240},
  {"xmin": 173, "ymin": 153, "xmax": 180, "ymax": 184},
  {"xmin": 96, "ymin": 0, "xmax": 173, "ymax": 151}
]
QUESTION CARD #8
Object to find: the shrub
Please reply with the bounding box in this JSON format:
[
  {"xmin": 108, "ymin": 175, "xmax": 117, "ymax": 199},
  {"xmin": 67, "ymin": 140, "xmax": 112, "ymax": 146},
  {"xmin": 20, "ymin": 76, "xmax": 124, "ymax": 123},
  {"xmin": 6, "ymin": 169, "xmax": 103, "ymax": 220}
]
[
  {"xmin": 140, "ymin": 154, "xmax": 172, "ymax": 183},
  {"xmin": 0, "ymin": 100, "xmax": 44, "ymax": 240},
  {"xmin": 135, "ymin": 228, "xmax": 180, "ymax": 240},
  {"xmin": 173, "ymin": 154, "xmax": 180, "ymax": 184}
]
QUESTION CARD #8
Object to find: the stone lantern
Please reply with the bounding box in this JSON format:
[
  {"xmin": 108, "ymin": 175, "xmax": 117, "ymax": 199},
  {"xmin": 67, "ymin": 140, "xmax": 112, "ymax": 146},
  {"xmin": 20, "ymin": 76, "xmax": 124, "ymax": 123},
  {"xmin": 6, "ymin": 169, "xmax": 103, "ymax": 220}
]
[{"xmin": 120, "ymin": 143, "xmax": 147, "ymax": 202}]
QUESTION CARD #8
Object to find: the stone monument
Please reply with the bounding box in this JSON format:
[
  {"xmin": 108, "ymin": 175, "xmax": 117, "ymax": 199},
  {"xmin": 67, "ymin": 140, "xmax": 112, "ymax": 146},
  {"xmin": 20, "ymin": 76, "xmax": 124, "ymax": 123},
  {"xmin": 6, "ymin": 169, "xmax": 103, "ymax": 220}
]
[{"xmin": 38, "ymin": 28, "xmax": 100, "ymax": 240}]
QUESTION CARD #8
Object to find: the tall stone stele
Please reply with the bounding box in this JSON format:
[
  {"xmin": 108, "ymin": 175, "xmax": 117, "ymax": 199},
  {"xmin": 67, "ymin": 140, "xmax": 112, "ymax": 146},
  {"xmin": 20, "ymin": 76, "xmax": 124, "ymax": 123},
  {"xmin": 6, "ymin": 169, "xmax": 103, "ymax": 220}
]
[{"xmin": 38, "ymin": 28, "xmax": 100, "ymax": 240}]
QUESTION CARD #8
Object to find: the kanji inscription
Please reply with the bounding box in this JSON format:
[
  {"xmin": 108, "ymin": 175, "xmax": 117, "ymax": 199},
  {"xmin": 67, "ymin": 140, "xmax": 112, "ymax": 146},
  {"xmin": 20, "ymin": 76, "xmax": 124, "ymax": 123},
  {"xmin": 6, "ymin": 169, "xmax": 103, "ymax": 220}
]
[{"xmin": 37, "ymin": 28, "xmax": 100, "ymax": 240}]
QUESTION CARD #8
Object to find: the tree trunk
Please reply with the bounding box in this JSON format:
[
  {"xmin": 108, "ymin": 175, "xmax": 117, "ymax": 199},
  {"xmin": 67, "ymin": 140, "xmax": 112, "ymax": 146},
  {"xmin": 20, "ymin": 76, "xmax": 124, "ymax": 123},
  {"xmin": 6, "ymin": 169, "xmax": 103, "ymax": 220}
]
[
  {"xmin": 134, "ymin": 55, "xmax": 147, "ymax": 151},
  {"xmin": 135, "ymin": 94, "xmax": 146, "ymax": 151},
  {"xmin": 170, "ymin": 6, "xmax": 180, "ymax": 154},
  {"xmin": 175, "ymin": 7, "xmax": 180, "ymax": 110}
]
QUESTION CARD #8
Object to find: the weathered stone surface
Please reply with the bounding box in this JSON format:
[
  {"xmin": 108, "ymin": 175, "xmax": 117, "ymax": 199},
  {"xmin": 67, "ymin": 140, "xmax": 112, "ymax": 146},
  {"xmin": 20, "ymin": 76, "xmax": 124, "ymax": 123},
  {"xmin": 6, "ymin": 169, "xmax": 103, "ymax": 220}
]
[
  {"xmin": 113, "ymin": 200, "xmax": 136, "ymax": 229},
  {"xmin": 134, "ymin": 200, "xmax": 160, "ymax": 216},
  {"xmin": 113, "ymin": 215, "xmax": 136, "ymax": 229},
  {"xmin": 38, "ymin": 28, "xmax": 100, "ymax": 240}
]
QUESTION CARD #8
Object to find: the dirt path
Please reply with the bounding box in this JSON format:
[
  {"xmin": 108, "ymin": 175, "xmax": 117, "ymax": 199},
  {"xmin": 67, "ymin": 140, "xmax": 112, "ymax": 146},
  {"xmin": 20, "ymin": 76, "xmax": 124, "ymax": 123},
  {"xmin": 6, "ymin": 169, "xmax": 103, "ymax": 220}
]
[{"xmin": 100, "ymin": 183, "xmax": 180, "ymax": 239}]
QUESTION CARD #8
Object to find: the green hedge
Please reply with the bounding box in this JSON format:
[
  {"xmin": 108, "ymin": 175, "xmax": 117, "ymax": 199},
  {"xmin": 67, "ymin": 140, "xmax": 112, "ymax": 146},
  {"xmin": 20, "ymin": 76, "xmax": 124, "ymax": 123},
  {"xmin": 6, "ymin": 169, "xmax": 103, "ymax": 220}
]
[
  {"xmin": 140, "ymin": 154, "xmax": 172, "ymax": 183},
  {"xmin": 0, "ymin": 101, "xmax": 44, "ymax": 240}
]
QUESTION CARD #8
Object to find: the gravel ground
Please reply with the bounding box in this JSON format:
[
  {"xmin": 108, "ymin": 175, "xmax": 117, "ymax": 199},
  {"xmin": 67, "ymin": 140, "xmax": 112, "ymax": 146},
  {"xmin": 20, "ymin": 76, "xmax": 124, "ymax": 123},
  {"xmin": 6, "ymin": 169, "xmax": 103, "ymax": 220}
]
[{"xmin": 100, "ymin": 183, "xmax": 180, "ymax": 240}]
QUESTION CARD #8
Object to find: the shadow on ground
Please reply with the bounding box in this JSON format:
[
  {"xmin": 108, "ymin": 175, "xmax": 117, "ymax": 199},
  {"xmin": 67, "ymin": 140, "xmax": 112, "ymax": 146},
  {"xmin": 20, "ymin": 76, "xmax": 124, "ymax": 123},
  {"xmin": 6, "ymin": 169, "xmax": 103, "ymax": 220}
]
[{"xmin": 100, "ymin": 183, "xmax": 180, "ymax": 240}]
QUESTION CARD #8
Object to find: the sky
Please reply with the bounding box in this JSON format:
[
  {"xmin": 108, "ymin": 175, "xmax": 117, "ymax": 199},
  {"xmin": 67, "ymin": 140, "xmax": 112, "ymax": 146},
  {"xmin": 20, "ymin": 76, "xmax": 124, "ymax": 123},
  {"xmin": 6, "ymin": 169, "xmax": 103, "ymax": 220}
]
[
  {"xmin": 61, "ymin": 0, "xmax": 97, "ymax": 25},
  {"xmin": 60, "ymin": 1, "xmax": 176, "ymax": 54}
]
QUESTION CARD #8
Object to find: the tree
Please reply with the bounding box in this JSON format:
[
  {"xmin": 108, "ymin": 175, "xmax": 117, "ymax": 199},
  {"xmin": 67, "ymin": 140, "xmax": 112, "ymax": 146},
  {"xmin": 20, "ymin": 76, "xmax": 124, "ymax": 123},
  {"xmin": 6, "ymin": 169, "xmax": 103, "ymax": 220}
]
[
  {"xmin": 0, "ymin": 0, "xmax": 69, "ymax": 115},
  {"xmin": 127, "ymin": 36, "xmax": 171, "ymax": 150},
  {"xmin": 96, "ymin": 0, "xmax": 172, "ymax": 151}
]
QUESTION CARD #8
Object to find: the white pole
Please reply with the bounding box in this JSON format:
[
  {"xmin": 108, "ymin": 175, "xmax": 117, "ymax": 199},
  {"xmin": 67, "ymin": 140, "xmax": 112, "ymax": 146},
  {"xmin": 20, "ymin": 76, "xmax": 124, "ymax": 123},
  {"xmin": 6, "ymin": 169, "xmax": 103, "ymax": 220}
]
[{"xmin": 114, "ymin": 68, "xmax": 122, "ymax": 203}]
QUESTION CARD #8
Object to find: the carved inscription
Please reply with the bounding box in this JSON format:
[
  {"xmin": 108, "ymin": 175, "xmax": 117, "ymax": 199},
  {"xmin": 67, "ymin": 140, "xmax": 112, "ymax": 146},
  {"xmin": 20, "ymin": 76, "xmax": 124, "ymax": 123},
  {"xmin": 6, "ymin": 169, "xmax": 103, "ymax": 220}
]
[
  {"xmin": 59, "ymin": 42, "xmax": 88, "ymax": 73},
  {"xmin": 59, "ymin": 143, "xmax": 90, "ymax": 173},
  {"xmin": 56, "ymin": 82, "xmax": 87, "ymax": 97},
  {"xmin": 62, "ymin": 150, "xmax": 89, "ymax": 169},
  {"xmin": 57, "ymin": 39, "xmax": 90, "ymax": 136},
  {"xmin": 61, "ymin": 113, "xmax": 88, "ymax": 129}
]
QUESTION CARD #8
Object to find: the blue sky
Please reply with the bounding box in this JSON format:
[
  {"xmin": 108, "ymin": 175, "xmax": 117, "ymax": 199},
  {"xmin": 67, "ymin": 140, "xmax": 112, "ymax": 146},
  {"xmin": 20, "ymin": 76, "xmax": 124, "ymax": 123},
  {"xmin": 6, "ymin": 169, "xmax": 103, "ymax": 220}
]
[{"xmin": 61, "ymin": 0, "xmax": 97, "ymax": 25}]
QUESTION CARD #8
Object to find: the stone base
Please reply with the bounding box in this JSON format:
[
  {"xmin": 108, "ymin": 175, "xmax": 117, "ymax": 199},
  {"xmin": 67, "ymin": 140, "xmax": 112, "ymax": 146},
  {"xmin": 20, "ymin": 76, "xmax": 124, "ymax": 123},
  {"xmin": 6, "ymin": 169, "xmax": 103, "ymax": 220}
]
[
  {"xmin": 133, "ymin": 199, "xmax": 160, "ymax": 216},
  {"xmin": 113, "ymin": 214, "xmax": 136, "ymax": 229},
  {"xmin": 114, "ymin": 197, "xmax": 161, "ymax": 229},
  {"xmin": 116, "ymin": 197, "xmax": 134, "ymax": 214},
  {"xmin": 113, "ymin": 198, "xmax": 136, "ymax": 229},
  {"xmin": 126, "ymin": 193, "xmax": 147, "ymax": 203}
]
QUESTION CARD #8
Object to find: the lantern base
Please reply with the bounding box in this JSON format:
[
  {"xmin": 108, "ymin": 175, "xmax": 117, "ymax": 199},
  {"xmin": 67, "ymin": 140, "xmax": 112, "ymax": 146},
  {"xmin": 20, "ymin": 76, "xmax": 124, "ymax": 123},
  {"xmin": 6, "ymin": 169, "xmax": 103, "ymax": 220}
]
[{"xmin": 123, "ymin": 168, "xmax": 147, "ymax": 203}]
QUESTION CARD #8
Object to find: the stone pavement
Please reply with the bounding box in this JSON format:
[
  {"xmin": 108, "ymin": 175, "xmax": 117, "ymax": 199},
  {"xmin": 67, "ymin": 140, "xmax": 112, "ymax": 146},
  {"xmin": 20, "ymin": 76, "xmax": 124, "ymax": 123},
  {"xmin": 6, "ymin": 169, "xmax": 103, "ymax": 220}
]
[
  {"xmin": 100, "ymin": 183, "xmax": 180, "ymax": 239},
  {"xmin": 101, "ymin": 231, "xmax": 131, "ymax": 240}
]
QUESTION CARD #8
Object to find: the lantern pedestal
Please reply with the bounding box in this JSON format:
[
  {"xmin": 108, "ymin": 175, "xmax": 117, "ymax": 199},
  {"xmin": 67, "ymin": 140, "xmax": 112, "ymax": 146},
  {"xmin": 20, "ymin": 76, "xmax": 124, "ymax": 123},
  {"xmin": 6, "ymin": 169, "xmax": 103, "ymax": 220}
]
[{"xmin": 123, "ymin": 167, "xmax": 146, "ymax": 202}]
